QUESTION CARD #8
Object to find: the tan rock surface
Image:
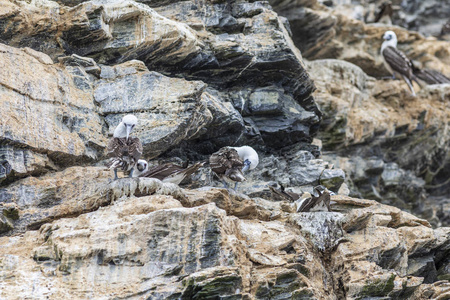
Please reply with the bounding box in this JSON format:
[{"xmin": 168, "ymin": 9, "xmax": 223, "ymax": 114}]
[
  {"xmin": 0, "ymin": 43, "xmax": 106, "ymax": 164},
  {"xmin": 0, "ymin": 166, "xmax": 448, "ymax": 299},
  {"xmin": 308, "ymin": 59, "xmax": 450, "ymax": 147}
]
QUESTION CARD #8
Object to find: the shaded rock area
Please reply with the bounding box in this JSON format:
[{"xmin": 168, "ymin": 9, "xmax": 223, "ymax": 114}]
[{"xmin": 0, "ymin": 0, "xmax": 449, "ymax": 298}]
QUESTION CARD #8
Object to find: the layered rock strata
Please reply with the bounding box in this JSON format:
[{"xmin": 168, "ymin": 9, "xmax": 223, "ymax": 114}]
[{"xmin": 0, "ymin": 172, "xmax": 449, "ymax": 299}]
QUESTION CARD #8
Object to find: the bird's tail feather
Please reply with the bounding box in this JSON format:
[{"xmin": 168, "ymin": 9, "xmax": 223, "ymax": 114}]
[{"xmin": 108, "ymin": 159, "xmax": 130, "ymax": 171}]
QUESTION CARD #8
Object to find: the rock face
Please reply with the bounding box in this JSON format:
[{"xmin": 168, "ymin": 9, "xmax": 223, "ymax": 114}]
[
  {"xmin": 0, "ymin": 0, "xmax": 320, "ymax": 154},
  {"xmin": 1, "ymin": 172, "xmax": 449, "ymax": 299},
  {"xmin": 0, "ymin": 0, "xmax": 449, "ymax": 298},
  {"xmin": 0, "ymin": 44, "xmax": 106, "ymax": 173},
  {"xmin": 307, "ymin": 58, "xmax": 450, "ymax": 226}
]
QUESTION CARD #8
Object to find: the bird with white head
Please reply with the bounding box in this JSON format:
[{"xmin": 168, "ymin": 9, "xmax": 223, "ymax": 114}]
[
  {"xmin": 133, "ymin": 159, "xmax": 204, "ymax": 185},
  {"xmin": 107, "ymin": 114, "xmax": 143, "ymax": 179},
  {"xmin": 380, "ymin": 30, "xmax": 422, "ymax": 96}
]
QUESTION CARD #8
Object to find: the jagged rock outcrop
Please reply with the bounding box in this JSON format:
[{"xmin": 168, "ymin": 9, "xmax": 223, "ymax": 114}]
[
  {"xmin": 306, "ymin": 58, "xmax": 450, "ymax": 226},
  {"xmin": 0, "ymin": 44, "xmax": 106, "ymax": 174},
  {"xmin": 269, "ymin": 0, "xmax": 450, "ymax": 77},
  {"xmin": 0, "ymin": 0, "xmax": 320, "ymax": 153},
  {"xmin": 0, "ymin": 174, "xmax": 449, "ymax": 299}
]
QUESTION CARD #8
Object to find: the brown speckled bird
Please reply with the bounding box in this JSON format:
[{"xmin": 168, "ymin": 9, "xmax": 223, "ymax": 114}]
[
  {"xmin": 107, "ymin": 115, "xmax": 143, "ymax": 179},
  {"xmin": 209, "ymin": 146, "xmax": 246, "ymax": 190}
]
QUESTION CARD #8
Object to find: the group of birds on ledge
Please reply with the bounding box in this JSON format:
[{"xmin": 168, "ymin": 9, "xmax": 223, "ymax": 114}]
[
  {"xmin": 1, "ymin": 30, "xmax": 448, "ymax": 211},
  {"xmin": 106, "ymin": 114, "xmax": 333, "ymax": 213}
]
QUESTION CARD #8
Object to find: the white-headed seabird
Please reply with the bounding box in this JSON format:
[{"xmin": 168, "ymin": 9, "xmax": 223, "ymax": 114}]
[
  {"xmin": 296, "ymin": 186, "xmax": 332, "ymax": 212},
  {"xmin": 133, "ymin": 159, "xmax": 204, "ymax": 185},
  {"xmin": 209, "ymin": 146, "xmax": 246, "ymax": 190},
  {"xmin": 107, "ymin": 114, "xmax": 143, "ymax": 179},
  {"xmin": 230, "ymin": 145, "xmax": 259, "ymax": 173},
  {"xmin": 381, "ymin": 30, "xmax": 422, "ymax": 96}
]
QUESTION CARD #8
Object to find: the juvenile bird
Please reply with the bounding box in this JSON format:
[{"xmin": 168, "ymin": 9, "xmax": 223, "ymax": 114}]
[
  {"xmin": 134, "ymin": 159, "xmax": 204, "ymax": 185},
  {"xmin": 209, "ymin": 146, "xmax": 246, "ymax": 190},
  {"xmin": 107, "ymin": 114, "xmax": 143, "ymax": 180}
]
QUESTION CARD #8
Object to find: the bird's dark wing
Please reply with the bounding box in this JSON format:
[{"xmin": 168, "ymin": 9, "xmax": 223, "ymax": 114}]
[
  {"xmin": 162, "ymin": 162, "xmax": 205, "ymax": 183},
  {"xmin": 128, "ymin": 137, "xmax": 143, "ymax": 163},
  {"xmin": 107, "ymin": 137, "xmax": 127, "ymax": 158},
  {"xmin": 413, "ymin": 68, "xmax": 450, "ymax": 84},
  {"xmin": 269, "ymin": 185, "xmax": 285, "ymax": 201},
  {"xmin": 226, "ymin": 149, "xmax": 244, "ymax": 168},
  {"xmin": 180, "ymin": 162, "xmax": 204, "ymax": 178},
  {"xmin": 209, "ymin": 147, "xmax": 243, "ymax": 175},
  {"xmin": 298, "ymin": 195, "xmax": 320, "ymax": 212},
  {"xmin": 140, "ymin": 163, "xmax": 181, "ymax": 180},
  {"xmin": 286, "ymin": 191, "xmax": 300, "ymax": 201},
  {"xmin": 374, "ymin": 2, "xmax": 392, "ymax": 23},
  {"xmin": 270, "ymin": 185, "xmax": 300, "ymax": 202},
  {"xmin": 382, "ymin": 46, "xmax": 413, "ymax": 78}
]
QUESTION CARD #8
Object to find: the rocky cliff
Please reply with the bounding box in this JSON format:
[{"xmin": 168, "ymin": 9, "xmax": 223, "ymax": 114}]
[{"xmin": 0, "ymin": 0, "xmax": 449, "ymax": 298}]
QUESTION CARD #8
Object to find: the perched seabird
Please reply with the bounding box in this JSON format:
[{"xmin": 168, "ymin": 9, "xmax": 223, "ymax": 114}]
[
  {"xmin": 107, "ymin": 114, "xmax": 143, "ymax": 180},
  {"xmin": 269, "ymin": 183, "xmax": 300, "ymax": 202},
  {"xmin": 133, "ymin": 159, "xmax": 204, "ymax": 185},
  {"xmin": 381, "ymin": 30, "xmax": 422, "ymax": 96},
  {"xmin": 209, "ymin": 146, "xmax": 246, "ymax": 190},
  {"xmin": 230, "ymin": 146, "xmax": 259, "ymax": 173},
  {"xmin": 296, "ymin": 186, "xmax": 332, "ymax": 212},
  {"xmin": 0, "ymin": 160, "xmax": 12, "ymax": 180}
]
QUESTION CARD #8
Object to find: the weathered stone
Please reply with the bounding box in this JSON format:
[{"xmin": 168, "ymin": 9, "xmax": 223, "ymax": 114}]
[
  {"xmin": 319, "ymin": 168, "xmax": 345, "ymax": 191},
  {"xmin": 96, "ymin": 61, "xmax": 245, "ymax": 158},
  {"xmin": 381, "ymin": 163, "xmax": 404, "ymax": 187},
  {"xmin": 1, "ymin": 0, "xmax": 450, "ymax": 298},
  {"xmin": 0, "ymin": 214, "xmax": 13, "ymax": 233},
  {"xmin": 290, "ymin": 212, "xmax": 344, "ymax": 252},
  {"xmin": 0, "ymin": 43, "xmax": 106, "ymax": 177},
  {"xmin": 0, "ymin": 145, "xmax": 55, "ymax": 182},
  {"xmin": 0, "ymin": 166, "xmax": 192, "ymax": 235}
]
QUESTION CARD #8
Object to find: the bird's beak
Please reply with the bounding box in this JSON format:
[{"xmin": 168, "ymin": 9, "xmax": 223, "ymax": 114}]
[
  {"xmin": 242, "ymin": 159, "xmax": 251, "ymax": 172},
  {"xmin": 126, "ymin": 125, "xmax": 132, "ymax": 141}
]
